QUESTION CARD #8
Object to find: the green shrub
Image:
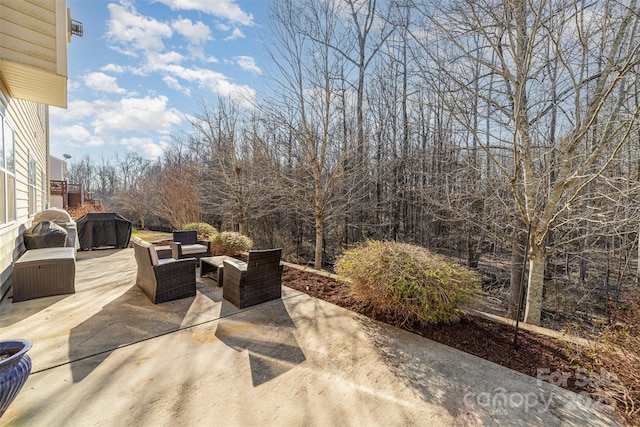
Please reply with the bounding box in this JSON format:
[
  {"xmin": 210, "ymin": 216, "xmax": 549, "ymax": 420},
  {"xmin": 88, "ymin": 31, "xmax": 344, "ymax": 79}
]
[
  {"xmin": 182, "ymin": 222, "xmax": 218, "ymax": 239},
  {"xmin": 335, "ymin": 240, "xmax": 480, "ymax": 325},
  {"xmin": 210, "ymin": 231, "xmax": 253, "ymax": 256}
]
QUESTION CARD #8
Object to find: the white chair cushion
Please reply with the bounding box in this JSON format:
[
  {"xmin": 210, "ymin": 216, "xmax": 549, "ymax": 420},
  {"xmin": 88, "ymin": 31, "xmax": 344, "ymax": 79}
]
[
  {"xmin": 135, "ymin": 238, "xmax": 159, "ymax": 265},
  {"xmin": 181, "ymin": 244, "xmax": 208, "ymax": 255},
  {"xmin": 148, "ymin": 246, "xmax": 159, "ymax": 266}
]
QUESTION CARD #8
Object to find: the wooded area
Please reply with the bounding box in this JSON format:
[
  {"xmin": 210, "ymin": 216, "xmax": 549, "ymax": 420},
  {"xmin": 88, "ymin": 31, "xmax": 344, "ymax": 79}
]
[{"xmin": 65, "ymin": 0, "xmax": 640, "ymax": 326}]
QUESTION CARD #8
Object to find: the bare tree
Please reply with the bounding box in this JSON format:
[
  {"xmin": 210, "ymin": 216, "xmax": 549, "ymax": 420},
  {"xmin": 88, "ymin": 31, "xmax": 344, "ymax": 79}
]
[
  {"xmin": 114, "ymin": 152, "xmax": 149, "ymax": 191},
  {"xmin": 66, "ymin": 155, "xmax": 97, "ymax": 196},
  {"xmin": 265, "ymin": 0, "xmax": 359, "ymax": 268},
  {"xmin": 190, "ymin": 97, "xmax": 273, "ymax": 234},
  {"xmin": 153, "ymin": 143, "xmax": 203, "ymax": 230},
  {"xmin": 411, "ymin": 0, "xmax": 640, "ymax": 325},
  {"xmin": 112, "ymin": 154, "xmax": 153, "ymax": 228}
]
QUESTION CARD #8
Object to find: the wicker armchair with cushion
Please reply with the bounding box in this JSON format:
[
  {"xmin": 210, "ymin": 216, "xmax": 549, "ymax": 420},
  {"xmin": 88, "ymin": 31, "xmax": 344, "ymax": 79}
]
[
  {"xmin": 132, "ymin": 237, "xmax": 197, "ymax": 304},
  {"xmin": 170, "ymin": 230, "xmax": 211, "ymax": 260},
  {"xmin": 222, "ymin": 248, "xmax": 283, "ymax": 308}
]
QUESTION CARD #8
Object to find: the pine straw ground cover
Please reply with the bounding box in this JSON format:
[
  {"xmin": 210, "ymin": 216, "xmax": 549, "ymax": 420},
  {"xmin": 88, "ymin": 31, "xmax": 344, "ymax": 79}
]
[{"xmin": 281, "ymin": 266, "xmax": 638, "ymax": 426}]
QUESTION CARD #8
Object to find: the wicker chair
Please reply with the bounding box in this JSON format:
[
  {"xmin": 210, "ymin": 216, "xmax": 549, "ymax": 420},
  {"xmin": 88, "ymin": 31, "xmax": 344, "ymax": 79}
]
[
  {"xmin": 132, "ymin": 237, "xmax": 197, "ymax": 304},
  {"xmin": 170, "ymin": 230, "xmax": 211, "ymax": 260},
  {"xmin": 222, "ymin": 248, "xmax": 283, "ymax": 308}
]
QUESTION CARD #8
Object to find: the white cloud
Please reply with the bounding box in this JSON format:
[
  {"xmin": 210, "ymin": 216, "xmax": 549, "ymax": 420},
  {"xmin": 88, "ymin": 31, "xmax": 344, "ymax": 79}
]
[
  {"xmin": 183, "ymin": 112, "xmax": 197, "ymax": 124},
  {"xmin": 155, "ymin": 0, "xmax": 254, "ymax": 26},
  {"xmin": 101, "ymin": 63, "xmax": 125, "ymax": 73},
  {"xmin": 224, "ymin": 27, "xmax": 245, "ymax": 41},
  {"xmin": 215, "ymin": 22, "xmax": 244, "ymax": 40},
  {"xmin": 141, "ymin": 51, "xmax": 186, "ymax": 73},
  {"xmin": 106, "ymin": 3, "xmax": 172, "ymax": 54},
  {"xmin": 52, "ymin": 99, "xmax": 97, "ymax": 121},
  {"xmin": 171, "ymin": 18, "xmax": 212, "ymax": 45},
  {"xmin": 91, "ymin": 95, "xmax": 183, "ymax": 135},
  {"xmin": 163, "ymin": 64, "xmax": 256, "ymax": 105},
  {"xmin": 120, "ymin": 136, "xmax": 168, "ymax": 160},
  {"xmin": 68, "ymin": 80, "xmax": 82, "ymax": 91},
  {"xmin": 50, "ymin": 124, "xmax": 105, "ymax": 148},
  {"xmin": 187, "ymin": 45, "xmax": 204, "ymax": 59},
  {"xmin": 163, "ymin": 75, "xmax": 191, "ymax": 96},
  {"xmin": 215, "ymin": 80, "xmax": 256, "ymax": 107},
  {"xmin": 235, "ymin": 56, "xmax": 261, "ymax": 75},
  {"xmin": 53, "ymin": 96, "xmax": 182, "ymax": 137},
  {"xmin": 84, "ymin": 72, "xmax": 127, "ymax": 94}
]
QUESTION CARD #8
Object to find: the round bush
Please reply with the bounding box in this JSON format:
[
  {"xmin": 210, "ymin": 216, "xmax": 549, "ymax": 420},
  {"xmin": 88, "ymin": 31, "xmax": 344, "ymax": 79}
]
[
  {"xmin": 335, "ymin": 240, "xmax": 480, "ymax": 325},
  {"xmin": 210, "ymin": 231, "xmax": 253, "ymax": 256},
  {"xmin": 182, "ymin": 222, "xmax": 218, "ymax": 239}
]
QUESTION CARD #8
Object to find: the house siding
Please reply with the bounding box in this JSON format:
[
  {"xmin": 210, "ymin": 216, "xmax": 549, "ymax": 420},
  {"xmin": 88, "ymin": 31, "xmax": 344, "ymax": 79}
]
[
  {"xmin": 0, "ymin": 0, "xmax": 58, "ymax": 71},
  {"xmin": 0, "ymin": 0, "xmax": 68, "ymax": 107},
  {"xmin": 0, "ymin": 0, "xmax": 68, "ymax": 299},
  {"xmin": 0, "ymin": 77, "xmax": 49, "ymax": 298}
]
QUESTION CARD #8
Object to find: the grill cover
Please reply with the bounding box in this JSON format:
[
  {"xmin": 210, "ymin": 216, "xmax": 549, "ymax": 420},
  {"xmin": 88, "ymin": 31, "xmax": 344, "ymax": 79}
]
[
  {"xmin": 23, "ymin": 221, "xmax": 68, "ymax": 249},
  {"xmin": 33, "ymin": 208, "xmax": 79, "ymax": 250},
  {"xmin": 76, "ymin": 212, "xmax": 132, "ymax": 250}
]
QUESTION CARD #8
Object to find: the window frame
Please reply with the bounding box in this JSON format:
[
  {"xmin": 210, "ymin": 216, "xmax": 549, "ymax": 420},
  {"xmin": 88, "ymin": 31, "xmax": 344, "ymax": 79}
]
[
  {"xmin": 1, "ymin": 114, "xmax": 16, "ymax": 226},
  {"xmin": 41, "ymin": 166, "xmax": 47, "ymax": 210},
  {"xmin": 28, "ymin": 153, "xmax": 37, "ymax": 217}
]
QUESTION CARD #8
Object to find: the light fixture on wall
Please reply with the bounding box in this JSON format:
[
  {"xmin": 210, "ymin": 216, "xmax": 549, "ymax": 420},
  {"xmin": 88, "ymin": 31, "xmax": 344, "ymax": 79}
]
[{"xmin": 71, "ymin": 19, "xmax": 83, "ymax": 37}]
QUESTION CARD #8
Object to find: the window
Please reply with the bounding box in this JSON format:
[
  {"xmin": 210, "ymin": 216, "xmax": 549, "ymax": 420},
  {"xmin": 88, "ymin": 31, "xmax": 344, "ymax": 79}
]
[
  {"xmin": 1, "ymin": 116, "xmax": 16, "ymax": 225},
  {"xmin": 29, "ymin": 154, "xmax": 37, "ymax": 216}
]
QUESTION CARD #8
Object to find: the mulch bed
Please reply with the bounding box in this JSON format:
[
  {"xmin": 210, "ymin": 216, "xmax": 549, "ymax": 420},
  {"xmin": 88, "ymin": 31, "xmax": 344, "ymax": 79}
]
[{"xmin": 281, "ymin": 266, "xmax": 590, "ymax": 394}]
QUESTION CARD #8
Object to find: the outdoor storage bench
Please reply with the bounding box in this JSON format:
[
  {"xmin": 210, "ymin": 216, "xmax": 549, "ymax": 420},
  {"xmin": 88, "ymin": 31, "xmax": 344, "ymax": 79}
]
[{"xmin": 12, "ymin": 247, "xmax": 76, "ymax": 302}]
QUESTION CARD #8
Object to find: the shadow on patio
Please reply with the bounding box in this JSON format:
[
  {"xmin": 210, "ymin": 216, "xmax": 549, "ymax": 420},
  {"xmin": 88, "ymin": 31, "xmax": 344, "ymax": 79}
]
[
  {"xmin": 215, "ymin": 298, "xmax": 306, "ymax": 387},
  {"xmin": 0, "ymin": 248, "xmax": 623, "ymax": 426},
  {"xmin": 69, "ymin": 285, "xmax": 196, "ymax": 382}
]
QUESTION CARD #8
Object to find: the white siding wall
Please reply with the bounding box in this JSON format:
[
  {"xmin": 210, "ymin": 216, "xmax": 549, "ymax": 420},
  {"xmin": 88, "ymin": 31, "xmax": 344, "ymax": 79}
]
[
  {"xmin": 0, "ymin": 0, "xmax": 58, "ymax": 72},
  {"xmin": 0, "ymin": 0, "xmax": 68, "ymax": 108},
  {"xmin": 0, "ymin": 78, "xmax": 49, "ymax": 298},
  {"xmin": 50, "ymin": 155, "xmax": 63, "ymax": 180},
  {"xmin": 50, "ymin": 155, "xmax": 64, "ymax": 209}
]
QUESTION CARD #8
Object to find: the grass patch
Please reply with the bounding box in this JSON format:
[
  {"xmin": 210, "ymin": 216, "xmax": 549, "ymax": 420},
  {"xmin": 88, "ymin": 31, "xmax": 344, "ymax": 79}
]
[{"xmin": 131, "ymin": 229, "xmax": 173, "ymax": 243}]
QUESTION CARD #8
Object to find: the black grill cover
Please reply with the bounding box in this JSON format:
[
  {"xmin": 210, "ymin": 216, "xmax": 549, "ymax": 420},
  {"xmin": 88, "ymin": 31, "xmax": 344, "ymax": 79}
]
[
  {"xmin": 23, "ymin": 221, "xmax": 68, "ymax": 249},
  {"xmin": 76, "ymin": 212, "xmax": 132, "ymax": 250}
]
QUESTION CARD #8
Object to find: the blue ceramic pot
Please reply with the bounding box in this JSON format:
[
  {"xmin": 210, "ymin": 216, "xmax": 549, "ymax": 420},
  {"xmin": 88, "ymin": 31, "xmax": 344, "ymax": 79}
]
[{"xmin": 0, "ymin": 339, "xmax": 32, "ymax": 418}]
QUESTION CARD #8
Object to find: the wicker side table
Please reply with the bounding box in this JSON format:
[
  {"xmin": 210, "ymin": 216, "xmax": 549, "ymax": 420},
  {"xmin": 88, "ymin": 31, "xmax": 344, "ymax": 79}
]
[{"xmin": 200, "ymin": 256, "xmax": 245, "ymax": 287}]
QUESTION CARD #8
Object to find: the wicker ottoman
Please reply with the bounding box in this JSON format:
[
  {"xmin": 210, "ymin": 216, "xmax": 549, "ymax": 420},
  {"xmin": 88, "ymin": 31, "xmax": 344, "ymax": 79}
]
[{"xmin": 12, "ymin": 247, "xmax": 76, "ymax": 302}]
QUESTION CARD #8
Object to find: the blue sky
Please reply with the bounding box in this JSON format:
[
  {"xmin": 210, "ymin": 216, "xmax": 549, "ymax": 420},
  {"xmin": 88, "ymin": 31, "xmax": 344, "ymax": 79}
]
[{"xmin": 50, "ymin": 0, "xmax": 269, "ymax": 162}]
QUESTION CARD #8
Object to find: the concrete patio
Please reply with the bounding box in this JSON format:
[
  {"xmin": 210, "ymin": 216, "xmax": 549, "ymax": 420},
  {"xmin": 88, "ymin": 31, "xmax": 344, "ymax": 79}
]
[{"xmin": 0, "ymin": 248, "xmax": 622, "ymax": 426}]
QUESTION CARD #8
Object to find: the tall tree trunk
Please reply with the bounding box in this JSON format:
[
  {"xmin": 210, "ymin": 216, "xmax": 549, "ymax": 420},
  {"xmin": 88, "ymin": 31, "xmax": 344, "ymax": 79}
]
[
  {"xmin": 314, "ymin": 171, "xmax": 324, "ymax": 269},
  {"xmin": 507, "ymin": 226, "xmax": 526, "ymax": 319},
  {"xmin": 315, "ymin": 216, "xmax": 323, "ymax": 270},
  {"xmin": 524, "ymin": 244, "xmax": 546, "ymax": 326}
]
